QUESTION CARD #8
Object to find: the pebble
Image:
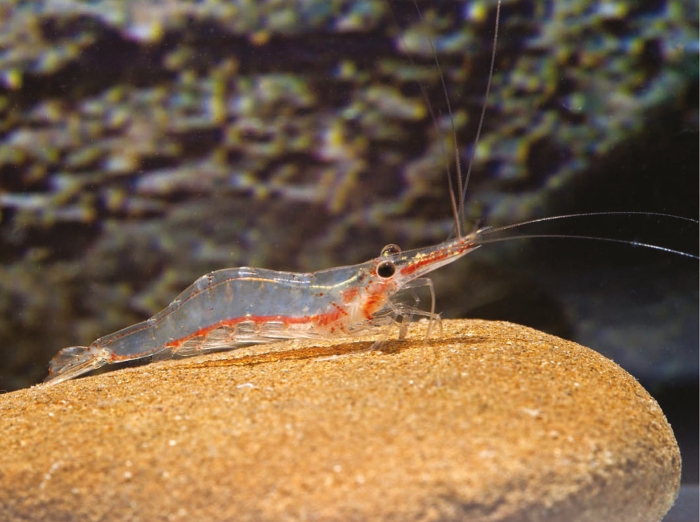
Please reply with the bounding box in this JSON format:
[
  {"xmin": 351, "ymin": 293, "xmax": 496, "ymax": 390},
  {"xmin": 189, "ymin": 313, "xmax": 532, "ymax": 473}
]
[{"xmin": 0, "ymin": 320, "xmax": 680, "ymax": 521}]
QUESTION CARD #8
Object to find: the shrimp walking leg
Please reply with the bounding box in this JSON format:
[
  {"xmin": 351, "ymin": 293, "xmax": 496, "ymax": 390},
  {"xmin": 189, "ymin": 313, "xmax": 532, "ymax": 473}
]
[
  {"xmin": 390, "ymin": 278, "xmax": 439, "ymax": 338},
  {"xmin": 397, "ymin": 278, "xmax": 436, "ymax": 315}
]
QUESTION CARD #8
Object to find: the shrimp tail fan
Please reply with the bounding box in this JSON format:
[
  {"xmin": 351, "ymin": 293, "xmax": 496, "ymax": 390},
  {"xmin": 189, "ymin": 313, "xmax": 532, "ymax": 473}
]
[{"xmin": 44, "ymin": 346, "xmax": 107, "ymax": 386}]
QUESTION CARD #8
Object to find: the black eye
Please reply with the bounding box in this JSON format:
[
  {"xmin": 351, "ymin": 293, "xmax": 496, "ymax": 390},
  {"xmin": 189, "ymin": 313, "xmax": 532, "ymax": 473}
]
[
  {"xmin": 380, "ymin": 244, "xmax": 401, "ymax": 257},
  {"xmin": 376, "ymin": 261, "xmax": 396, "ymax": 278}
]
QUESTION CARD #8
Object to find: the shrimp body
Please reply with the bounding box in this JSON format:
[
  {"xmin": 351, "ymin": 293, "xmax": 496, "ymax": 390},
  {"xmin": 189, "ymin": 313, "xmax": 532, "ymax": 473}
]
[{"xmin": 44, "ymin": 234, "xmax": 479, "ymax": 385}]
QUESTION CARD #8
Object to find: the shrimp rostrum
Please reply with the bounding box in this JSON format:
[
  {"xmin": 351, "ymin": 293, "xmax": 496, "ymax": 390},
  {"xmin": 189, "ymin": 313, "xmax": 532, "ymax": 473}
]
[{"xmin": 44, "ymin": 236, "xmax": 480, "ymax": 385}]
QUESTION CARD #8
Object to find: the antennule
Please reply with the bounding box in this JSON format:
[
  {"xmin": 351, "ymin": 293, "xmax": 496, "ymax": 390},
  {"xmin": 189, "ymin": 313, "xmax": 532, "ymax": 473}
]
[{"xmin": 461, "ymin": 0, "xmax": 501, "ymax": 212}]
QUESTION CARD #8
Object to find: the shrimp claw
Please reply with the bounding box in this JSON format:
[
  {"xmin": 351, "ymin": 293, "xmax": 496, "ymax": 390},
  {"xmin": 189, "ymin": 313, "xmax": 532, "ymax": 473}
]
[{"xmin": 45, "ymin": 346, "xmax": 108, "ymax": 386}]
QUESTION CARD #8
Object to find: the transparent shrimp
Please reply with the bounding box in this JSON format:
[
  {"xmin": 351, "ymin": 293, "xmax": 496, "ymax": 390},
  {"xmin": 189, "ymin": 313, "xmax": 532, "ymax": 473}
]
[
  {"xmin": 43, "ymin": 206, "xmax": 698, "ymax": 386},
  {"xmin": 44, "ymin": 237, "xmax": 481, "ymax": 385}
]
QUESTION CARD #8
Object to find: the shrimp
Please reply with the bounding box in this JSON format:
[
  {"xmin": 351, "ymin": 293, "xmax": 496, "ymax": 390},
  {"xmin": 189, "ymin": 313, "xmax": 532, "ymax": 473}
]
[
  {"xmin": 44, "ymin": 0, "xmax": 698, "ymax": 386},
  {"xmin": 44, "ymin": 237, "xmax": 480, "ymax": 385},
  {"xmin": 41, "ymin": 211, "xmax": 698, "ymax": 386}
]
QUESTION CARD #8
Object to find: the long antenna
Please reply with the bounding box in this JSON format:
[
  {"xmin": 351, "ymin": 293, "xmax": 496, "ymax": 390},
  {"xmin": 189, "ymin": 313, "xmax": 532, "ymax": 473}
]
[
  {"xmin": 394, "ymin": 3, "xmax": 462, "ymax": 239},
  {"xmin": 473, "ymin": 233, "xmax": 700, "ymax": 260},
  {"xmin": 403, "ymin": 0, "xmax": 501, "ymax": 238},
  {"xmin": 461, "ymin": 0, "xmax": 501, "ymax": 219},
  {"xmin": 409, "ymin": 3, "xmax": 463, "ymax": 238},
  {"xmin": 472, "ymin": 211, "xmax": 700, "ymax": 260},
  {"xmin": 413, "ymin": 0, "xmax": 501, "ymax": 238}
]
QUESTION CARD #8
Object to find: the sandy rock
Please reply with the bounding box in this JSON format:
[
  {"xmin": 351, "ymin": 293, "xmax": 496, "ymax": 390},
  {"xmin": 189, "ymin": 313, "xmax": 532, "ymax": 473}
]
[{"xmin": 0, "ymin": 320, "xmax": 680, "ymax": 521}]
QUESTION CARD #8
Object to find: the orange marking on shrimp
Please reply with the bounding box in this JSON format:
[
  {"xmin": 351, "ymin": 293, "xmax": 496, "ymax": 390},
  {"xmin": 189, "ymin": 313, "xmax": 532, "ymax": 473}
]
[
  {"xmin": 154, "ymin": 309, "xmax": 352, "ymax": 356},
  {"xmin": 362, "ymin": 294, "xmax": 385, "ymax": 319},
  {"xmin": 342, "ymin": 287, "xmax": 359, "ymax": 303}
]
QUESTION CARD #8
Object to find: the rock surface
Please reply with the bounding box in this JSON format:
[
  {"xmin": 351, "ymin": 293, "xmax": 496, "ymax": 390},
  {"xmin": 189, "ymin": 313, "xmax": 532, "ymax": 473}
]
[{"xmin": 0, "ymin": 320, "xmax": 681, "ymax": 521}]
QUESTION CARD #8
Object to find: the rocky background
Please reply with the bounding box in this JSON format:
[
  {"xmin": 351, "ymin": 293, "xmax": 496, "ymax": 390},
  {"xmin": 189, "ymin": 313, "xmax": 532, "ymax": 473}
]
[{"xmin": 0, "ymin": 0, "xmax": 697, "ymax": 479}]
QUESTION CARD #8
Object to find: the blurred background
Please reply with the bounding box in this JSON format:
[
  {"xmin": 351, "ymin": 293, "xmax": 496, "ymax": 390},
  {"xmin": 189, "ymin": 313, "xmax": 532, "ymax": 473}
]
[{"xmin": 0, "ymin": 0, "xmax": 697, "ymax": 488}]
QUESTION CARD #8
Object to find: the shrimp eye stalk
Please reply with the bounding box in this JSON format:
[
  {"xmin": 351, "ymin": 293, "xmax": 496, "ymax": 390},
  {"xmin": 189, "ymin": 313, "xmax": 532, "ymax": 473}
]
[{"xmin": 376, "ymin": 261, "xmax": 396, "ymax": 278}]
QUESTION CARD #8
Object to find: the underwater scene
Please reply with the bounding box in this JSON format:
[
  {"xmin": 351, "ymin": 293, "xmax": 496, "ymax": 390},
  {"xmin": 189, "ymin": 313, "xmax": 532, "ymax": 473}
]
[{"xmin": 0, "ymin": 0, "xmax": 697, "ymax": 482}]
